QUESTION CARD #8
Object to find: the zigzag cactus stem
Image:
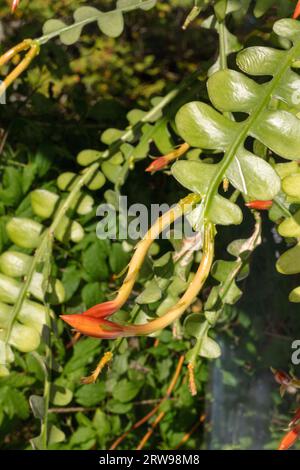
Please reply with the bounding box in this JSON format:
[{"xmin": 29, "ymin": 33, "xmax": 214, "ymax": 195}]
[
  {"xmin": 61, "ymin": 222, "xmax": 214, "ymax": 338},
  {"xmin": 294, "ymin": 0, "xmax": 300, "ymax": 19},
  {"xmin": 81, "ymin": 193, "xmax": 201, "ymax": 319}
]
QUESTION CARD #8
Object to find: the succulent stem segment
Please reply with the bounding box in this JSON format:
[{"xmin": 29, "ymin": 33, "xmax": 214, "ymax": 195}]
[
  {"xmin": 61, "ymin": 220, "xmax": 214, "ymax": 339},
  {"xmin": 0, "ymin": 39, "xmax": 40, "ymax": 99}
]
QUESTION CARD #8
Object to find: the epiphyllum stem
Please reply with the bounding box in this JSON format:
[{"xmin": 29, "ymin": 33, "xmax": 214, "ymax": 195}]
[
  {"xmin": 61, "ymin": 222, "xmax": 214, "ymax": 338},
  {"xmin": 81, "ymin": 193, "xmax": 201, "ymax": 319},
  {"xmin": 0, "ymin": 39, "xmax": 40, "ymax": 99}
]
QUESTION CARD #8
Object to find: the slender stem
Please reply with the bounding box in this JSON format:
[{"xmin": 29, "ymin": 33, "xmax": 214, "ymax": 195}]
[
  {"xmin": 10, "ymin": 165, "xmax": 99, "ymax": 447},
  {"xmin": 186, "ymin": 17, "xmax": 230, "ymax": 373},
  {"xmin": 136, "ymin": 411, "xmax": 165, "ymax": 450},
  {"xmin": 187, "ymin": 320, "xmax": 210, "ymax": 369}
]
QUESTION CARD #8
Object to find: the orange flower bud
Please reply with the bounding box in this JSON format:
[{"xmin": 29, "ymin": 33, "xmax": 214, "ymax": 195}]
[
  {"xmin": 61, "ymin": 222, "xmax": 214, "ymax": 341},
  {"xmin": 146, "ymin": 143, "xmax": 190, "ymax": 174},
  {"xmin": 245, "ymin": 200, "xmax": 273, "ymax": 210},
  {"xmin": 60, "ymin": 314, "xmax": 124, "ymax": 339},
  {"xmin": 293, "ymin": 0, "xmax": 300, "ymax": 19},
  {"xmin": 11, "ymin": 0, "xmax": 20, "ymax": 12}
]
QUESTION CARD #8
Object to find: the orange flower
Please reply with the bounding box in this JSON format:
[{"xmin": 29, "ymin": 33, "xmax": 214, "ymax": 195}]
[
  {"xmin": 245, "ymin": 200, "xmax": 273, "ymax": 210},
  {"xmin": 278, "ymin": 425, "xmax": 300, "ymax": 450},
  {"xmin": 293, "ymin": 0, "xmax": 300, "ymax": 19}
]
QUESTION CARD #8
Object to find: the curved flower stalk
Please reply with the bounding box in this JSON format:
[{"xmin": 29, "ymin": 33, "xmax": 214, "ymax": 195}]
[
  {"xmin": 80, "ymin": 193, "xmax": 201, "ymax": 319},
  {"xmin": 0, "ymin": 39, "xmax": 39, "ymax": 98},
  {"xmin": 61, "ymin": 222, "xmax": 214, "ymax": 338}
]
